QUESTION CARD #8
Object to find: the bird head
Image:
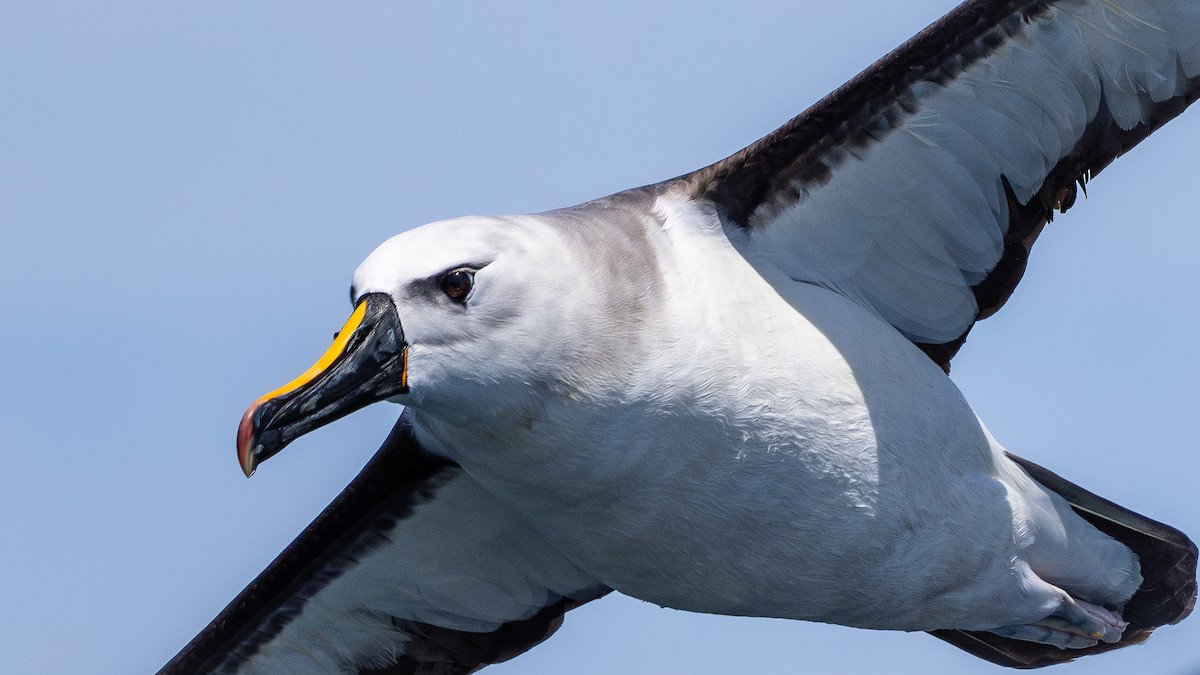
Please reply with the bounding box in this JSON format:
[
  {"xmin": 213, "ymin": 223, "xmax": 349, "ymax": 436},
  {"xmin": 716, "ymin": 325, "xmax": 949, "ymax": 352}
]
[{"xmin": 236, "ymin": 212, "xmax": 653, "ymax": 476}]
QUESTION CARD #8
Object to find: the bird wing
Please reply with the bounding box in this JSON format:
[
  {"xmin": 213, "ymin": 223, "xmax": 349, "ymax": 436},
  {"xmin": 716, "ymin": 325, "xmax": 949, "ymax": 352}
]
[
  {"xmin": 160, "ymin": 411, "xmax": 609, "ymax": 675},
  {"xmin": 667, "ymin": 0, "xmax": 1200, "ymax": 371}
]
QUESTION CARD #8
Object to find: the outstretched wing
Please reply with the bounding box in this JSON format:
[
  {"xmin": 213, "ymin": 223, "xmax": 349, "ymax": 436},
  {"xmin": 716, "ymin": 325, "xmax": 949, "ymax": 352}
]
[
  {"xmin": 160, "ymin": 411, "xmax": 608, "ymax": 675},
  {"xmin": 669, "ymin": 0, "xmax": 1200, "ymax": 370}
]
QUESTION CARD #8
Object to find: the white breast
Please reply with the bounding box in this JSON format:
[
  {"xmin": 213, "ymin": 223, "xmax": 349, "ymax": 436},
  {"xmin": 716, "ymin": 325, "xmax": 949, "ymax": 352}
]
[{"xmin": 408, "ymin": 196, "xmax": 999, "ymax": 628}]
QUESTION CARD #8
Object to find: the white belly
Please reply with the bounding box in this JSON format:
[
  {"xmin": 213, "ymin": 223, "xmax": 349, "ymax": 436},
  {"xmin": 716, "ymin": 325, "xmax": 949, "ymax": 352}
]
[
  {"xmin": 541, "ymin": 283, "xmax": 1022, "ymax": 629},
  {"xmin": 414, "ymin": 216, "xmax": 1130, "ymax": 633}
]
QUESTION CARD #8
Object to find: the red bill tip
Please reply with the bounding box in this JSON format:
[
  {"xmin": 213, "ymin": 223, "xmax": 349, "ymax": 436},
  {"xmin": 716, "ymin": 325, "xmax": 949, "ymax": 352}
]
[{"xmin": 237, "ymin": 403, "xmax": 260, "ymax": 478}]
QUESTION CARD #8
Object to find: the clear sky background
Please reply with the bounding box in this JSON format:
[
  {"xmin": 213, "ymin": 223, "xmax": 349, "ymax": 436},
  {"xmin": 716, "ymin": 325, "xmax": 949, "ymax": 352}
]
[{"xmin": 3, "ymin": 1, "xmax": 1199, "ymax": 673}]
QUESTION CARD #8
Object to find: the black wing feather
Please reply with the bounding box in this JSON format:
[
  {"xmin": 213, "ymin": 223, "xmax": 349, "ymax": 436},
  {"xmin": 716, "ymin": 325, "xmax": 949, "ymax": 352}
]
[
  {"xmin": 160, "ymin": 411, "xmax": 609, "ymax": 674},
  {"xmin": 671, "ymin": 0, "xmax": 1200, "ymax": 371}
]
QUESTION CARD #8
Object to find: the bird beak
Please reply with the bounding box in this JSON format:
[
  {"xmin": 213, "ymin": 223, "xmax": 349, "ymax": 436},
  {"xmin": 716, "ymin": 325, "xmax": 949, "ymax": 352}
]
[{"xmin": 236, "ymin": 292, "xmax": 409, "ymax": 477}]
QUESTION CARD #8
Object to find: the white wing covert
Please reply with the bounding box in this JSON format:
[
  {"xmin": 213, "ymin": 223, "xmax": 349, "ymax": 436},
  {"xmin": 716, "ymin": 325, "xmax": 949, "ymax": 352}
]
[
  {"xmin": 673, "ymin": 0, "xmax": 1200, "ymax": 369},
  {"xmin": 160, "ymin": 412, "xmax": 608, "ymax": 675}
]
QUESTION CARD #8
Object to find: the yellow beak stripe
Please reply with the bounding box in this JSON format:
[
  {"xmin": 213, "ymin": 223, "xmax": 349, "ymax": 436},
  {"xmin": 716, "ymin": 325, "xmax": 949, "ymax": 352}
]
[{"xmin": 254, "ymin": 301, "xmax": 368, "ymax": 405}]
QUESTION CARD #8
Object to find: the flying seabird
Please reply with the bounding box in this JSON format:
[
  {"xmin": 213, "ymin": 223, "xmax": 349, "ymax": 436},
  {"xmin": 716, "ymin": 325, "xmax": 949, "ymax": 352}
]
[{"xmin": 163, "ymin": 0, "xmax": 1199, "ymax": 672}]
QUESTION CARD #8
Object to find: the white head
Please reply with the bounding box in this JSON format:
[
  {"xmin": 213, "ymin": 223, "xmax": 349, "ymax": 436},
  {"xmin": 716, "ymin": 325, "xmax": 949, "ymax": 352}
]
[
  {"xmin": 352, "ymin": 213, "xmax": 663, "ymax": 431},
  {"xmin": 236, "ymin": 208, "xmax": 666, "ymax": 476}
]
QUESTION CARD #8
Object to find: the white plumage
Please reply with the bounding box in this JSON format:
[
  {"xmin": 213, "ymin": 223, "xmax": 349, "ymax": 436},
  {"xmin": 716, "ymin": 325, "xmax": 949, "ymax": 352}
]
[
  {"xmin": 354, "ymin": 200, "xmax": 1137, "ymax": 635},
  {"xmin": 744, "ymin": 0, "xmax": 1200, "ymax": 344},
  {"xmin": 164, "ymin": 1, "xmax": 1199, "ymax": 673}
]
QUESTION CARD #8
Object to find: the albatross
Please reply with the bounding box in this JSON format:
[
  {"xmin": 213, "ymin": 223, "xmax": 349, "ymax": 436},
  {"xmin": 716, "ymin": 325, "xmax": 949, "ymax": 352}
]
[{"xmin": 164, "ymin": 0, "xmax": 1198, "ymax": 672}]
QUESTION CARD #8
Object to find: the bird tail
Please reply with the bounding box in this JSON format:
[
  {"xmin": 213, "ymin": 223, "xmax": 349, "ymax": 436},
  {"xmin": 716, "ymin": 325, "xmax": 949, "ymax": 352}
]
[{"xmin": 929, "ymin": 452, "xmax": 1197, "ymax": 669}]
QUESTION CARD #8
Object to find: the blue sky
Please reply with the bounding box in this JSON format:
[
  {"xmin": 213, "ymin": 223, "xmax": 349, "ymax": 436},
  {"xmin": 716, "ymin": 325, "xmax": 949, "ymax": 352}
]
[{"xmin": 3, "ymin": 2, "xmax": 1199, "ymax": 673}]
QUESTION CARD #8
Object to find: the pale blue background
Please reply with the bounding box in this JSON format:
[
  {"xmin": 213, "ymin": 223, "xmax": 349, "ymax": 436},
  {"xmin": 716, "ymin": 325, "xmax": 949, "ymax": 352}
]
[{"xmin": 2, "ymin": 2, "xmax": 1198, "ymax": 673}]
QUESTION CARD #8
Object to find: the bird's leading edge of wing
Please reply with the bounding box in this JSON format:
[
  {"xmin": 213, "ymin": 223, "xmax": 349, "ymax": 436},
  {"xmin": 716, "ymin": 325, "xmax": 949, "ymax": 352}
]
[
  {"xmin": 671, "ymin": 0, "xmax": 1200, "ymax": 370},
  {"xmin": 160, "ymin": 411, "xmax": 609, "ymax": 675}
]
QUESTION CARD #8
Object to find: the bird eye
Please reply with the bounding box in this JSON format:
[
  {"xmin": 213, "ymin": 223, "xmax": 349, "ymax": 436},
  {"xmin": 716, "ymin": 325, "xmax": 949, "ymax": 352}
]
[{"xmin": 439, "ymin": 269, "xmax": 475, "ymax": 302}]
